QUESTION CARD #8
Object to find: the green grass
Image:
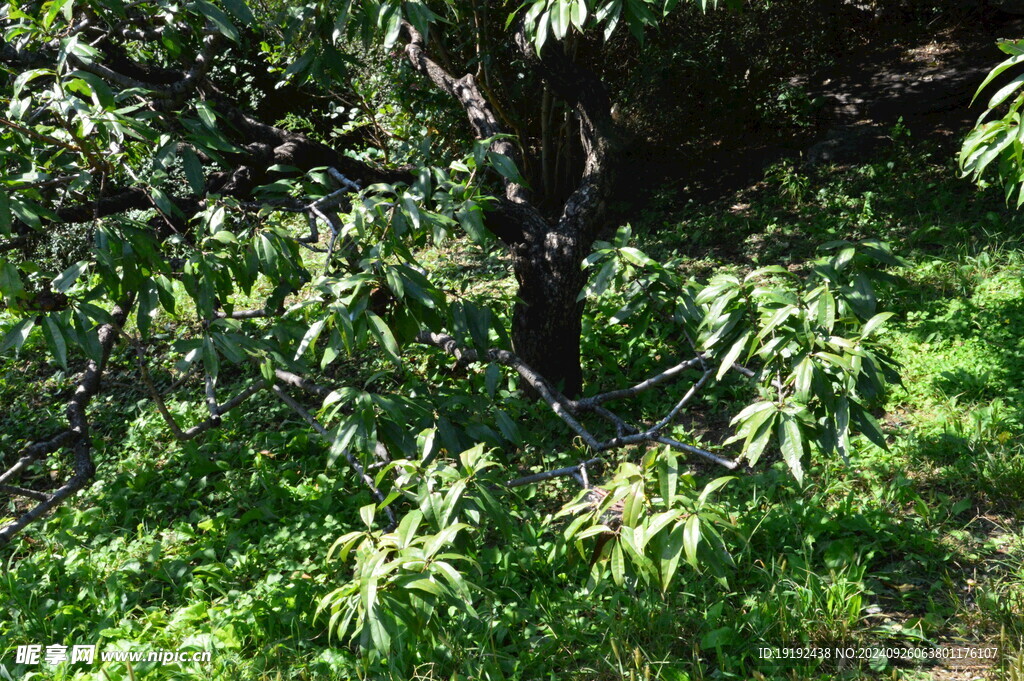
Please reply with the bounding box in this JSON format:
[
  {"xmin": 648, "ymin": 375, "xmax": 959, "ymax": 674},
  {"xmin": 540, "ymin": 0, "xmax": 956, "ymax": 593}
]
[{"xmin": 3, "ymin": 133, "xmax": 1024, "ymax": 680}]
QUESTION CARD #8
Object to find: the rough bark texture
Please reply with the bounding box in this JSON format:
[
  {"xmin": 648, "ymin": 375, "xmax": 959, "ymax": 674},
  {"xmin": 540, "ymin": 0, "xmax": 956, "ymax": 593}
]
[
  {"xmin": 510, "ymin": 234, "xmax": 588, "ymax": 396},
  {"xmin": 506, "ymin": 30, "xmax": 617, "ymax": 397},
  {"xmin": 402, "ymin": 22, "xmax": 617, "ymax": 396}
]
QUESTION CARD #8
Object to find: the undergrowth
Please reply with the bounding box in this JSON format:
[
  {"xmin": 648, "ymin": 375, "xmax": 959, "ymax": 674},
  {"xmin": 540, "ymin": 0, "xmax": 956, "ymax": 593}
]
[{"xmin": 2, "ymin": 135, "xmax": 1023, "ymax": 680}]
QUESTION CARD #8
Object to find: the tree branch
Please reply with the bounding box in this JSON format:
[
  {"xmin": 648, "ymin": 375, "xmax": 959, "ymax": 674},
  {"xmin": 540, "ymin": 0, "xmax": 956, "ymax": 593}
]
[
  {"xmin": 512, "ymin": 23, "xmax": 616, "ymax": 238},
  {"xmin": 400, "ymin": 20, "xmax": 547, "ymax": 246},
  {"xmin": 507, "ymin": 457, "xmax": 601, "ymax": 488},
  {"xmin": 0, "ymin": 298, "xmax": 133, "ymax": 547},
  {"xmin": 416, "ymin": 331, "xmax": 738, "ymax": 471}
]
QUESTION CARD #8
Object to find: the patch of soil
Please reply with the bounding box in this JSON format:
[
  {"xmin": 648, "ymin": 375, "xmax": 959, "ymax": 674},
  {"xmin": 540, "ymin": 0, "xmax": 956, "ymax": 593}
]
[{"xmin": 645, "ymin": 11, "xmax": 1024, "ymax": 205}]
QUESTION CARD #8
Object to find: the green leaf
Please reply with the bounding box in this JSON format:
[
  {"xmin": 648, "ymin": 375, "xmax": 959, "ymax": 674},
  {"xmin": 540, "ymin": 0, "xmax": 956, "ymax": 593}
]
[
  {"xmin": 182, "ymin": 147, "xmax": 206, "ymax": 195},
  {"xmin": 552, "ymin": 0, "xmax": 571, "ymax": 39},
  {"xmin": 658, "ymin": 448, "xmax": 678, "ymax": 504},
  {"xmin": 778, "ymin": 416, "xmax": 805, "ymax": 484},
  {"xmin": 988, "ymin": 71, "xmax": 1024, "ymax": 109},
  {"xmin": 683, "ymin": 514, "xmax": 701, "ymax": 568},
  {"xmin": 618, "ymin": 246, "xmax": 655, "ymax": 267},
  {"xmin": 41, "ymin": 316, "xmax": 68, "ymax": 368},
  {"xmin": 366, "ymin": 312, "xmax": 400, "ymax": 364},
  {"xmin": 535, "ymin": 8, "xmax": 550, "ymax": 51},
  {"xmin": 12, "ymin": 69, "xmax": 54, "ymax": 100},
  {"xmin": 195, "ymin": 101, "xmax": 218, "ymax": 129},
  {"xmin": 383, "ymin": 6, "xmax": 403, "ymax": 47},
  {"xmin": 972, "ymin": 52, "xmax": 1024, "ymax": 104},
  {"xmin": 53, "ymin": 260, "xmax": 89, "ymax": 293},
  {"xmin": 816, "ymin": 288, "xmax": 836, "ymax": 332},
  {"xmin": 0, "ymin": 262, "xmax": 26, "ymax": 300},
  {"xmin": 192, "ymin": 0, "xmax": 240, "ymax": 42},
  {"xmin": 486, "ymin": 151, "xmax": 526, "ymax": 185},
  {"xmin": 494, "ymin": 410, "xmax": 521, "ymax": 445},
  {"xmin": 570, "ymin": 0, "xmax": 587, "ymax": 28},
  {"xmin": 0, "ymin": 317, "xmax": 36, "ymax": 354},
  {"xmin": 793, "ymin": 357, "xmax": 813, "ymax": 402},
  {"xmin": 43, "ymin": 0, "xmax": 73, "ymax": 30},
  {"xmin": 660, "ymin": 521, "xmax": 685, "ymax": 593},
  {"xmin": 150, "ymin": 187, "xmax": 180, "ymax": 218},
  {"xmin": 851, "ymin": 404, "xmax": 888, "ymax": 451},
  {"xmin": 742, "ymin": 410, "xmax": 776, "ymax": 467},
  {"xmin": 395, "ymin": 510, "xmax": 423, "ymax": 549},
  {"xmin": 67, "ymin": 70, "xmax": 114, "ymax": 108},
  {"xmin": 611, "ymin": 539, "xmax": 625, "ymax": 586},
  {"xmin": 484, "ymin": 362, "xmax": 500, "ymax": 398},
  {"xmin": 861, "ymin": 311, "xmax": 894, "ymax": 338},
  {"xmin": 136, "ymin": 282, "xmax": 157, "ymax": 338},
  {"xmin": 294, "ymin": 319, "xmax": 326, "ymax": 361},
  {"xmin": 815, "ymin": 351, "xmax": 853, "ymax": 372},
  {"xmin": 835, "ymin": 396, "xmax": 851, "ymax": 464},
  {"xmin": 756, "ymin": 305, "xmax": 795, "ymax": 342},
  {"xmin": 260, "ymin": 358, "xmax": 275, "ymax": 385},
  {"xmin": 717, "ymin": 331, "xmax": 750, "ymax": 380},
  {"xmin": 456, "ymin": 201, "xmax": 488, "ymax": 242},
  {"xmin": 0, "ymin": 193, "xmax": 10, "ymax": 235},
  {"xmin": 221, "ymin": 0, "xmax": 256, "ymax": 25},
  {"xmin": 359, "ymin": 503, "xmax": 375, "ymax": 528},
  {"xmin": 697, "ymin": 476, "xmax": 734, "ymax": 507},
  {"xmin": 367, "ymin": 604, "xmax": 391, "ymax": 652},
  {"xmin": 202, "ymin": 335, "xmax": 220, "ymax": 381}
]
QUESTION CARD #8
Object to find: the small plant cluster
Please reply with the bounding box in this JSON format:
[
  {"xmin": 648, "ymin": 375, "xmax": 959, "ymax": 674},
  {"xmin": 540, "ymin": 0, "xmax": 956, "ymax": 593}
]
[
  {"xmin": 962, "ymin": 38, "xmax": 1024, "ymax": 206},
  {"xmin": 583, "ymin": 227, "xmax": 902, "ymax": 482}
]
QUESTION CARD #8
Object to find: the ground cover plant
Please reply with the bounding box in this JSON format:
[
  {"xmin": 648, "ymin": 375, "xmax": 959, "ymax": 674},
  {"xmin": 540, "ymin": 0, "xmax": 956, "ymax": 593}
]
[
  {"xmin": 2, "ymin": 123, "xmax": 1023, "ymax": 681},
  {"xmin": 3, "ymin": 1, "xmax": 1024, "ymax": 680}
]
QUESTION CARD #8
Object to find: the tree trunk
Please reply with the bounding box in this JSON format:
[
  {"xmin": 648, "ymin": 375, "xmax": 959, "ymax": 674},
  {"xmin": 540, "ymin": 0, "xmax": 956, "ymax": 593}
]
[
  {"xmin": 510, "ymin": 230, "xmax": 588, "ymax": 397},
  {"xmin": 400, "ymin": 21, "xmax": 614, "ymax": 399}
]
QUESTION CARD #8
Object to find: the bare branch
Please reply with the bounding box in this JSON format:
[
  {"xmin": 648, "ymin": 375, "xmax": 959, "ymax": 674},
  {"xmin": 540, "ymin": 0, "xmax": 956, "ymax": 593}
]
[
  {"xmin": 0, "ymin": 116, "xmax": 86, "ymax": 155},
  {"xmin": 204, "ymin": 372, "xmax": 221, "ymax": 422},
  {"xmin": 654, "ymin": 437, "xmax": 739, "ymax": 470},
  {"xmin": 649, "ymin": 368, "xmax": 714, "ymax": 434},
  {"xmin": 0, "ymin": 298, "xmax": 133, "ymax": 546},
  {"xmin": 179, "ymin": 383, "xmax": 263, "ymax": 440},
  {"xmin": 0, "ymin": 431, "xmax": 75, "ymax": 486},
  {"xmin": 134, "ymin": 339, "xmax": 265, "ymax": 442},
  {"xmin": 401, "ymin": 19, "xmax": 536, "ymax": 229},
  {"xmin": 576, "ymin": 357, "xmax": 706, "ymax": 407},
  {"xmin": 416, "ymin": 331, "xmax": 738, "ymax": 470},
  {"xmin": 0, "ymin": 484, "xmax": 51, "ymax": 502},
  {"xmin": 215, "ymin": 308, "xmax": 281, "ymax": 320},
  {"xmin": 273, "ymin": 369, "xmax": 332, "ymax": 398},
  {"xmin": 508, "ymin": 458, "xmax": 601, "ymax": 488},
  {"xmin": 416, "ymin": 331, "xmax": 599, "ymax": 448},
  {"xmin": 135, "ymin": 343, "xmax": 187, "ymax": 440}
]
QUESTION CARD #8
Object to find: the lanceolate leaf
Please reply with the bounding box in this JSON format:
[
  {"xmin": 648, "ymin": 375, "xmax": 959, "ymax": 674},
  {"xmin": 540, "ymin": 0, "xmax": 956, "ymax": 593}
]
[
  {"xmin": 0, "ymin": 318, "xmax": 37, "ymax": 354},
  {"xmin": 682, "ymin": 514, "xmax": 701, "ymax": 568},
  {"xmin": 778, "ymin": 415, "xmax": 805, "ymax": 484}
]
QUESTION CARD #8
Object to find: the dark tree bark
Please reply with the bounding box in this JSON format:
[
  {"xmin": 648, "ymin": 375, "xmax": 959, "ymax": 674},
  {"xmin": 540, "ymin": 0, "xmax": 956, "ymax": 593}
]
[
  {"xmin": 510, "ymin": 236, "xmax": 588, "ymax": 396},
  {"xmin": 402, "ymin": 22, "xmax": 616, "ymax": 397}
]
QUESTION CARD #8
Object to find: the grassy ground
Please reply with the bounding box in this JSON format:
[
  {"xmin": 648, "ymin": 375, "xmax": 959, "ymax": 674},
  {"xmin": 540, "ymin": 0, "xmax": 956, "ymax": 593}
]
[{"xmin": 1, "ymin": 134, "xmax": 1023, "ymax": 680}]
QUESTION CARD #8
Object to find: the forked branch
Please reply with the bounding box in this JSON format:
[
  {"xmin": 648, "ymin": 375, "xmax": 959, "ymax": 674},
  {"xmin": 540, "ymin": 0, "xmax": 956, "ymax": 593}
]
[
  {"xmin": 0, "ymin": 299, "xmax": 133, "ymax": 547},
  {"xmin": 416, "ymin": 331, "xmax": 739, "ymax": 471}
]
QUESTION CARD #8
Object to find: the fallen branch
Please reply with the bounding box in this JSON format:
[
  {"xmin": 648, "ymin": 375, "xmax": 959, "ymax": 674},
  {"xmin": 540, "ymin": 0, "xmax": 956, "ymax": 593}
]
[
  {"xmin": 0, "ymin": 484, "xmax": 51, "ymax": 503},
  {"xmin": 508, "ymin": 458, "xmax": 602, "ymax": 488},
  {"xmin": 274, "ymin": 369, "xmax": 332, "ymax": 398},
  {"xmin": 416, "ymin": 331, "xmax": 739, "ymax": 472},
  {"xmin": 575, "ymin": 357, "xmax": 705, "ymax": 407}
]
